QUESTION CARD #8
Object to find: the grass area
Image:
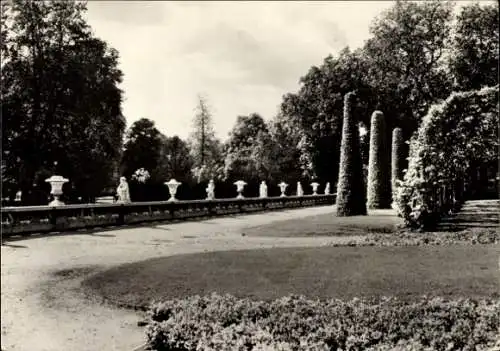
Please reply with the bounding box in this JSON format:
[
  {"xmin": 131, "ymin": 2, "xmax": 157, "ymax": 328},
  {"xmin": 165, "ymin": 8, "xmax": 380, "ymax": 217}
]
[
  {"xmin": 82, "ymin": 244, "xmax": 499, "ymax": 309},
  {"xmin": 242, "ymin": 209, "xmax": 402, "ymax": 237}
]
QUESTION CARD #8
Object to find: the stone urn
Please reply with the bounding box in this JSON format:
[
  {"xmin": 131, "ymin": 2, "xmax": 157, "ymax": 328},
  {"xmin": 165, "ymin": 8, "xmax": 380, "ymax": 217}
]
[
  {"xmin": 165, "ymin": 179, "xmax": 181, "ymax": 202},
  {"xmin": 45, "ymin": 175, "xmax": 69, "ymax": 206},
  {"xmin": 278, "ymin": 182, "xmax": 288, "ymax": 197},
  {"xmin": 311, "ymin": 182, "xmax": 320, "ymax": 195},
  {"xmin": 234, "ymin": 180, "xmax": 247, "ymax": 199}
]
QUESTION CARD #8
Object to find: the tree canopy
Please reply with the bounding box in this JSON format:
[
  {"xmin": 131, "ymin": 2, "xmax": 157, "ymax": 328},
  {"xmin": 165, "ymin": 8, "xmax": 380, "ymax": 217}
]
[
  {"xmin": 121, "ymin": 118, "xmax": 162, "ymax": 181},
  {"xmin": 448, "ymin": 2, "xmax": 499, "ymax": 91},
  {"xmin": 1, "ymin": 0, "xmax": 125, "ymax": 203},
  {"xmin": 274, "ymin": 0, "xmax": 497, "ymax": 189},
  {"xmin": 224, "ymin": 113, "xmax": 276, "ymax": 181}
]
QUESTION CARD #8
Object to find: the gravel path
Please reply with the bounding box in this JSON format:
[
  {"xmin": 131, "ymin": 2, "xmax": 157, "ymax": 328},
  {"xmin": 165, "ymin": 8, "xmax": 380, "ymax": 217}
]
[{"xmin": 1, "ymin": 205, "xmax": 361, "ymax": 351}]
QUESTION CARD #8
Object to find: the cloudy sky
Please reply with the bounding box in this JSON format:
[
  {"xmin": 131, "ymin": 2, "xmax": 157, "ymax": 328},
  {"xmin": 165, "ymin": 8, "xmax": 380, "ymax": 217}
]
[{"xmin": 83, "ymin": 1, "xmax": 476, "ymax": 141}]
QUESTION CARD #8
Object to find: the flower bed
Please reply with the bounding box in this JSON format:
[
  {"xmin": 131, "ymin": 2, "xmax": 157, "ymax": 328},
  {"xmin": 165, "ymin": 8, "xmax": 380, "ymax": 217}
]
[{"xmin": 144, "ymin": 293, "xmax": 500, "ymax": 350}]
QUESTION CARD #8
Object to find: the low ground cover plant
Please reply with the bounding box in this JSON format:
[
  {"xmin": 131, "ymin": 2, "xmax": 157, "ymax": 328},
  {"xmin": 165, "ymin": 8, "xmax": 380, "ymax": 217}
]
[
  {"xmin": 353, "ymin": 228, "xmax": 499, "ymax": 247},
  {"xmin": 145, "ymin": 293, "xmax": 500, "ymax": 351}
]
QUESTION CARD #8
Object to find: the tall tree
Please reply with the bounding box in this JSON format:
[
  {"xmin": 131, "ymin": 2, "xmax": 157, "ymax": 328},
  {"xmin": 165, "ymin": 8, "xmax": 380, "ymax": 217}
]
[
  {"xmin": 121, "ymin": 118, "xmax": 162, "ymax": 180},
  {"xmin": 448, "ymin": 2, "xmax": 499, "ymax": 91},
  {"xmin": 188, "ymin": 94, "xmax": 224, "ymax": 182},
  {"xmin": 1, "ymin": 0, "xmax": 125, "ymax": 203}
]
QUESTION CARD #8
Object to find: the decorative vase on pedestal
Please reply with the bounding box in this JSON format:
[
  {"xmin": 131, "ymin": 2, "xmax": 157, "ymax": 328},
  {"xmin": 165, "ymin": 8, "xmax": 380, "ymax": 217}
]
[
  {"xmin": 278, "ymin": 182, "xmax": 288, "ymax": 197},
  {"xmin": 165, "ymin": 179, "xmax": 181, "ymax": 202},
  {"xmin": 234, "ymin": 180, "xmax": 247, "ymax": 199},
  {"xmin": 311, "ymin": 182, "xmax": 320, "ymax": 195},
  {"xmin": 45, "ymin": 175, "xmax": 69, "ymax": 206}
]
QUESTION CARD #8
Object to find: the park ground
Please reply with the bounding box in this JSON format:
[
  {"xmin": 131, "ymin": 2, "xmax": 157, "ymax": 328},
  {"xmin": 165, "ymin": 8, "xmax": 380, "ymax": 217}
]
[{"xmin": 1, "ymin": 200, "xmax": 499, "ymax": 351}]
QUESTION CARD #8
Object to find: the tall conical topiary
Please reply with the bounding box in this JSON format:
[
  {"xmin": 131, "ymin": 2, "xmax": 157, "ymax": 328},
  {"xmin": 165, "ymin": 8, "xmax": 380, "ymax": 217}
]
[
  {"xmin": 336, "ymin": 92, "xmax": 367, "ymax": 216},
  {"xmin": 367, "ymin": 111, "xmax": 391, "ymax": 209},
  {"xmin": 391, "ymin": 127, "xmax": 404, "ymax": 206}
]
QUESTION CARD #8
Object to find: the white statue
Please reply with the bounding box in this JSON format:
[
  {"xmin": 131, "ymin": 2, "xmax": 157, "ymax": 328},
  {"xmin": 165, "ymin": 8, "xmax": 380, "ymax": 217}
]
[
  {"xmin": 116, "ymin": 176, "xmax": 131, "ymax": 203},
  {"xmin": 259, "ymin": 181, "xmax": 268, "ymax": 198},
  {"xmin": 296, "ymin": 182, "xmax": 304, "ymax": 196},
  {"xmin": 206, "ymin": 179, "xmax": 215, "ymax": 200},
  {"xmin": 324, "ymin": 182, "xmax": 331, "ymax": 195}
]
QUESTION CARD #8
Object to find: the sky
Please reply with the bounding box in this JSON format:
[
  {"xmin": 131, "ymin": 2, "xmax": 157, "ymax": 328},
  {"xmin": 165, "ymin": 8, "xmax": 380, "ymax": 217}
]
[{"xmin": 83, "ymin": 1, "xmax": 485, "ymax": 141}]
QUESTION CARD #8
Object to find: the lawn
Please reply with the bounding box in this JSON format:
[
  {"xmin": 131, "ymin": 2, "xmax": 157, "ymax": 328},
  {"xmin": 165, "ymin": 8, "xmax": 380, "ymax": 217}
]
[
  {"xmin": 242, "ymin": 209, "xmax": 402, "ymax": 237},
  {"xmin": 82, "ymin": 244, "xmax": 499, "ymax": 309}
]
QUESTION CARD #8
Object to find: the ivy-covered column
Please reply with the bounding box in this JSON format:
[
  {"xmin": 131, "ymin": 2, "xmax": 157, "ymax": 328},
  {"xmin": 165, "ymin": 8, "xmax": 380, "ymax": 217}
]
[
  {"xmin": 391, "ymin": 127, "xmax": 404, "ymax": 207},
  {"xmin": 336, "ymin": 91, "xmax": 367, "ymax": 216},
  {"xmin": 367, "ymin": 111, "xmax": 391, "ymax": 209}
]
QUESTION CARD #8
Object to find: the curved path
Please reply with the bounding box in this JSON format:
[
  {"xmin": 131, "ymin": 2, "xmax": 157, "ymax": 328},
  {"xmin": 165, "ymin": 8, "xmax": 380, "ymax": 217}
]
[{"xmin": 2, "ymin": 205, "xmax": 361, "ymax": 351}]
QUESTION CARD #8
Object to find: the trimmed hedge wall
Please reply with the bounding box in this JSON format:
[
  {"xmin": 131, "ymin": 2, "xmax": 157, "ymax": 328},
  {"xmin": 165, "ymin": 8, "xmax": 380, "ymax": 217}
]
[
  {"xmin": 145, "ymin": 293, "xmax": 500, "ymax": 351},
  {"xmin": 336, "ymin": 92, "xmax": 367, "ymax": 216},
  {"xmin": 395, "ymin": 86, "xmax": 499, "ymax": 229},
  {"xmin": 367, "ymin": 111, "xmax": 391, "ymax": 209}
]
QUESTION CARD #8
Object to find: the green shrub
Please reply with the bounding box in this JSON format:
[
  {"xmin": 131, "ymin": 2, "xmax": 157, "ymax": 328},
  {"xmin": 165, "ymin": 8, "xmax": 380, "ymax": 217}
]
[
  {"xmin": 367, "ymin": 111, "xmax": 391, "ymax": 209},
  {"xmin": 391, "ymin": 128, "xmax": 404, "ymax": 206},
  {"xmin": 145, "ymin": 293, "xmax": 500, "ymax": 351},
  {"xmin": 336, "ymin": 92, "xmax": 367, "ymax": 216},
  {"xmin": 396, "ymin": 86, "xmax": 499, "ymax": 229}
]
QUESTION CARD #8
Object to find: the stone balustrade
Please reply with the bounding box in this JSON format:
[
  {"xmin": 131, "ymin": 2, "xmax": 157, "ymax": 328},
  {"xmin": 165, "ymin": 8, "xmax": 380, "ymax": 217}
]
[{"xmin": 1, "ymin": 194, "xmax": 336, "ymax": 238}]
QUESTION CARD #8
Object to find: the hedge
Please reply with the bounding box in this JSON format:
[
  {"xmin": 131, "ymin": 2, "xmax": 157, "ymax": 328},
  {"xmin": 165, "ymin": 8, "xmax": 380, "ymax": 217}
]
[
  {"xmin": 336, "ymin": 92, "xmax": 367, "ymax": 216},
  {"xmin": 145, "ymin": 293, "xmax": 500, "ymax": 351},
  {"xmin": 395, "ymin": 86, "xmax": 499, "ymax": 229}
]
